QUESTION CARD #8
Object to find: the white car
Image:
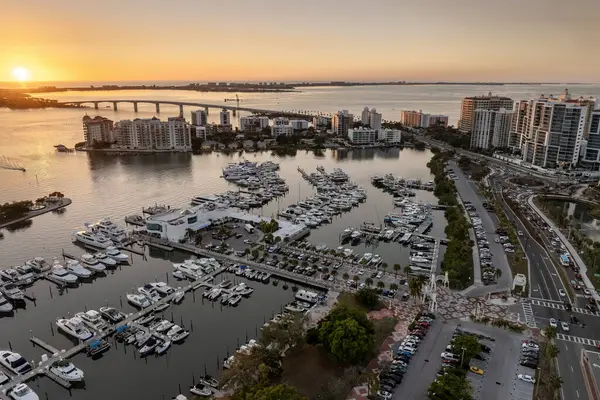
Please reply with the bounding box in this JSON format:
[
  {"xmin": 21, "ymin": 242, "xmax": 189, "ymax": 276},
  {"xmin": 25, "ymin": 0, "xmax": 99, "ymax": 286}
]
[
  {"xmin": 377, "ymin": 391, "xmax": 392, "ymax": 400},
  {"xmin": 518, "ymin": 374, "xmax": 535, "ymax": 384},
  {"xmin": 441, "ymin": 352, "xmax": 457, "ymax": 360},
  {"xmin": 518, "ymin": 231, "xmax": 523, "ymax": 236},
  {"xmin": 561, "ymin": 322, "xmax": 569, "ymax": 332},
  {"xmin": 584, "ymin": 289, "xmax": 591, "ymax": 296},
  {"xmin": 358, "ymin": 269, "xmax": 365, "ymax": 275},
  {"xmin": 558, "ymin": 289, "xmax": 566, "ymax": 297},
  {"xmin": 549, "ymin": 318, "xmax": 558, "ymax": 328}
]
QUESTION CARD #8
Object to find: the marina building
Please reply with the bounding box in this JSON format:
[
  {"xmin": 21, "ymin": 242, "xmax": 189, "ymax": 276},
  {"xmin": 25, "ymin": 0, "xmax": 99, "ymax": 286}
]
[
  {"xmin": 347, "ymin": 127, "xmax": 377, "ymax": 145},
  {"xmin": 470, "ymin": 108, "xmax": 514, "ymax": 150},
  {"xmin": 361, "ymin": 107, "xmax": 382, "ymax": 132},
  {"xmin": 83, "ymin": 116, "xmax": 114, "ymax": 146},
  {"xmin": 190, "ymin": 110, "xmax": 207, "ymax": 126},
  {"xmin": 458, "ymin": 93, "xmax": 514, "ymax": 133},
  {"xmin": 113, "ymin": 117, "xmax": 191, "ymax": 151},
  {"xmin": 377, "ymin": 129, "xmax": 402, "ymax": 144},
  {"xmin": 289, "ymin": 120, "xmax": 309, "ymax": 130},
  {"xmin": 220, "ymin": 109, "xmax": 231, "ymax": 126},
  {"xmin": 239, "ymin": 115, "xmax": 270, "ymax": 132},
  {"xmin": 332, "ymin": 110, "xmax": 354, "ymax": 136}
]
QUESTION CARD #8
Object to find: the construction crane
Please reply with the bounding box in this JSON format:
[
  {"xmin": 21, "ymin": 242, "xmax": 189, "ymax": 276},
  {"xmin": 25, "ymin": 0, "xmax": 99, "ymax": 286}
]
[{"xmin": 224, "ymin": 94, "xmax": 240, "ymax": 109}]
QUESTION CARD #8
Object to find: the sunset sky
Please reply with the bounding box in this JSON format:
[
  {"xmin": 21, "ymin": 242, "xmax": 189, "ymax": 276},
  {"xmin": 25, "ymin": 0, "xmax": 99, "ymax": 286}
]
[{"xmin": 2, "ymin": 0, "xmax": 600, "ymax": 83}]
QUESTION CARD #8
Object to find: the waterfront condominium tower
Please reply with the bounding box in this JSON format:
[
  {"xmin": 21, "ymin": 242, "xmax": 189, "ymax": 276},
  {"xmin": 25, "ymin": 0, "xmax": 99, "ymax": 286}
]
[
  {"xmin": 510, "ymin": 90, "xmax": 596, "ymax": 169},
  {"xmin": 361, "ymin": 107, "xmax": 382, "ymax": 132},
  {"xmin": 82, "ymin": 115, "xmax": 114, "ymax": 146},
  {"xmin": 219, "ymin": 109, "xmax": 231, "ymax": 126},
  {"xmin": 581, "ymin": 111, "xmax": 600, "ymax": 170},
  {"xmin": 458, "ymin": 93, "xmax": 514, "ymax": 133},
  {"xmin": 191, "ymin": 109, "xmax": 207, "ymax": 126},
  {"xmin": 470, "ymin": 108, "xmax": 514, "ymax": 150},
  {"xmin": 332, "ymin": 110, "xmax": 354, "ymax": 136}
]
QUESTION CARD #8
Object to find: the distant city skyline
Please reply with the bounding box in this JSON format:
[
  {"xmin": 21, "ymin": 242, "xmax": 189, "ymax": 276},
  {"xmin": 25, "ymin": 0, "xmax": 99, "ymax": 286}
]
[{"xmin": 2, "ymin": 0, "xmax": 600, "ymax": 83}]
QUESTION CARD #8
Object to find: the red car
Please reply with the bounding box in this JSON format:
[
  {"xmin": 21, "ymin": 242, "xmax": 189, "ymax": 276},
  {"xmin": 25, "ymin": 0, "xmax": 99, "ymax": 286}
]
[{"xmin": 576, "ymin": 273, "xmax": 582, "ymax": 279}]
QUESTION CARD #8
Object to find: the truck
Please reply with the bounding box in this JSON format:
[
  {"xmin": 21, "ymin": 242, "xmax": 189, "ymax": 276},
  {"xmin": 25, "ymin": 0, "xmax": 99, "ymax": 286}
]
[{"xmin": 244, "ymin": 224, "xmax": 254, "ymax": 233}]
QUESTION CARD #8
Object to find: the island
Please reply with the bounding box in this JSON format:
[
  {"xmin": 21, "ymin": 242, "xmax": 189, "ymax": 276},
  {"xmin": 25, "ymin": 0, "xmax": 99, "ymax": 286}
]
[
  {"xmin": 0, "ymin": 192, "xmax": 71, "ymax": 229},
  {"xmin": 0, "ymin": 89, "xmax": 83, "ymax": 110}
]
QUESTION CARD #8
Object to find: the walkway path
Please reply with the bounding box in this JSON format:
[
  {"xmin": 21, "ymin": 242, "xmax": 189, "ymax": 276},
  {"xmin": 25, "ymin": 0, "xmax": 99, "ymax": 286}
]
[{"xmin": 0, "ymin": 198, "xmax": 71, "ymax": 229}]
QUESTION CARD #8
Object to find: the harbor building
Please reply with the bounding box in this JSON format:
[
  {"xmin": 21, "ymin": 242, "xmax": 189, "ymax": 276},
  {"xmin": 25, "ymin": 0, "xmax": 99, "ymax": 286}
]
[
  {"xmin": 332, "ymin": 110, "xmax": 354, "ymax": 136},
  {"xmin": 113, "ymin": 117, "xmax": 191, "ymax": 151},
  {"xmin": 289, "ymin": 119, "xmax": 309, "ymax": 130},
  {"xmin": 220, "ymin": 109, "xmax": 231, "ymax": 126},
  {"xmin": 347, "ymin": 127, "xmax": 377, "ymax": 145},
  {"xmin": 470, "ymin": 108, "xmax": 514, "ymax": 150},
  {"xmin": 378, "ymin": 129, "xmax": 402, "ymax": 144},
  {"xmin": 458, "ymin": 93, "xmax": 514, "ymax": 133},
  {"xmin": 361, "ymin": 107, "xmax": 382, "ymax": 132},
  {"xmin": 83, "ymin": 116, "xmax": 114, "ymax": 146},
  {"xmin": 239, "ymin": 115, "xmax": 270, "ymax": 132},
  {"xmin": 190, "ymin": 109, "xmax": 207, "ymax": 126}
]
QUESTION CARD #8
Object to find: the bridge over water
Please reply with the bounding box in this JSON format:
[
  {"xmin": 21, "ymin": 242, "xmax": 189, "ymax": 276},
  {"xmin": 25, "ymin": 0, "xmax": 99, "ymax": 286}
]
[{"xmin": 60, "ymin": 99, "xmax": 332, "ymax": 119}]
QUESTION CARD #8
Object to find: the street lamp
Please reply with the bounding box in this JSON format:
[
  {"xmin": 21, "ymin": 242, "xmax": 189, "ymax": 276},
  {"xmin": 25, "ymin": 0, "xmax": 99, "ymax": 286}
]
[
  {"xmin": 534, "ymin": 367, "xmax": 541, "ymax": 394},
  {"xmin": 461, "ymin": 347, "xmax": 466, "ymax": 368}
]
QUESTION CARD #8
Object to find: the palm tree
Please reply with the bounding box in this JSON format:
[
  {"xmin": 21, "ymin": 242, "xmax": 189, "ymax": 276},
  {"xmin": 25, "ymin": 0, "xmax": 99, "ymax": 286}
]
[
  {"xmin": 322, "ymin": 267, "xmax": 329, "ymax": 275},
  {"xmin": 543, "ymin": 326, "xmax": 557, "ymax": 341},
  {"xmin": 381, "ymin": 262, "xmax": 388, "ymax": 272},
  {"xmin": 409, "ymin": 278, "xmax": 423, "ymax": 304},
  {"xmin": 377, "ymin": 281, "xmax": 385, "ymax": 289},
  {"xmin": 545, "ymin": 374, "xmax": 564, "ymax": 392},
  {"xmin": 353, "ymin": 275, "xmax": 360, "ymax": 282},
  {"xmin": 546, "ymin": 344, "xmax": 560, "ymax": 358},
  {"xmin": 365, "ymin": 277, "xmax": 373, "ymax": 287},
  {"xmin": 404, "ymin": 265, "xmax": 412, "ymax": 277},
  {"xmin": 342, "ymin": 272, "xmax": 349, "ymax": 280},
  {"xmin": 393, "ymin": 264, "xmax": 401, "ymax": 277},
  {"xmin": 331, "ymin": 270, "xmax": 338, "ymax": 280},
  {"xmin": 389, "ymin": 283, "xmax": 399, "ymax": 291}
]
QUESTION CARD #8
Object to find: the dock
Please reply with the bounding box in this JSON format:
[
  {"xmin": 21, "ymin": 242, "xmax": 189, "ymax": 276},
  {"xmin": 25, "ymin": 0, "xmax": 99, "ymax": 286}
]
[{"xmin": 30, "ymin": 337, "xmax": 60, "ymax": 354}]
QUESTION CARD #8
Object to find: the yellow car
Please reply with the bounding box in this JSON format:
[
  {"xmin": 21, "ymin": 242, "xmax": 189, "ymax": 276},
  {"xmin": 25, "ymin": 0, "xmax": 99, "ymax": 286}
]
[{"xmin": 469, "ymin": 366, "xmax": 484, "ymax": 375}]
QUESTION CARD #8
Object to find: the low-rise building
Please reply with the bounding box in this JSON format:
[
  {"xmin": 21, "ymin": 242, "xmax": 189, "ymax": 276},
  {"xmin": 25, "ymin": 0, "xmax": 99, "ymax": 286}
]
[
  {"xmin": 271, "ymin": 124, "xmax": 295, "ymax": 137},
  {"xmin": 289, "ymin": 119, "xmax": 309, "ymax": 130},
  {"xmin": 312, "ymin": 116, "xmax": 329, "ymax": 127},
  {"xmin": 377, "ymin": 129, "xmax": 402, "ymax": 144},
  {"xmin": 239, "ymin": 115, "xmax": 270, "ymax": 132},
  {"xmin": 347, "ymin": 127, "xmax": 376, "ymax": 145},
  {"xmin": 400, "ymin": 110, "xmax": 449, "ymax": 128}
]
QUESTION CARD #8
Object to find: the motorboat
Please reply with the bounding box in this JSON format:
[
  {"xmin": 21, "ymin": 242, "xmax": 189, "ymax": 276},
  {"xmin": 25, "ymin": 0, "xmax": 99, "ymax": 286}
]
[
  {"xmin": 127, "ymin": 294, "xmax": 152, "ymax": 309},
  {"xmin": 65, "ymin": 260, "xmax": 93, "ymax": 278},
  {"xmin": 166, "ymin": 325, "xmax": 190, "ymax": 343},
  {"xmin": 218, "ymin": 279, "xmax": 232, "ymax": 289},
  {"xmin": 155, "ymin": 338, "xmax": 171, "ymax": 355},
  {"xmin": 135, "ymin": 315, "xmax": 157, "ymax": 326},
  {"xmin": 0, "ymin": 370, "xmax": 8, "ymax": 385},
  {"xmin": 228, "ymin": 294, "xmax": 242, "ymax": 306},
  {"xmin": 342, "ymin": 248, "xmax": 354, "ymax": 258},
  {"xmin": 89, "ymin": 218, "xmax": 129, "ymax": 243},
  {"xmin": 370, "ymin": 254, "xmax": 382, "ymax": 266},
  {"xmin": 360, "ymin": 253, "xmax": 373, "ymax": 263},
  {"xmin": 223, "ymin": 355, "xmax": 235, "ymax": 369},
  {"xmin": 56, "ymin": 317, "xmax": 93, "ymax": 341},
  {"xmin": 138, "ymin": 284, "xmax": 162, "ymax": 302},
  {"xmin": 153, "ymin": 302, "xmax": 170, "ymax": 312},
  {"xmin": 73, "ymin": 230, "xmax": 114, "ymax": 249},
  {"xmin": 14, "ymin": 264, "xmax": 36, "ymax": 277},
  {"xmin": 80, "ymin": 253, "xmax": 102, "ymax": 269},
  {"xmin": 49, "ymin": 263, "xmax": 78, "ymax": 284},
  {"xmin": 295, "ymin": 289, "xmax": 319, "ymax": 303},
  {"xmin": 75, "ymin": 310, "xmax": 107, "ymax": 331},
  {"xmin": 173, "ymin": 261, "xmax": 202, "ymax": 280},
  {"xmin": 151, "ymin": 282, "xmax": 175, "ymax": 297},
  {"xmin": 8, "ymin": 384, "xmax": 39, "ymax": 400},
  {"xmin": 199, "ymin": 375, "xmax": 219, "ymax": 388},
  {"xmin": 171, "ymin": 290, "xmax": 185, "ymax": 304},
  {"xmin": 0, "ymin": 350, "xmax": 32, "ymax": 374},
  {"xmin": 49, "ymin": 360, "xmax": 84, "ymax": 382},
  {"xmin": 189, "ymin": 383, "xmax": 212, "ymax": 397},
  {"xmin": 172, "ymin": 270, "xmax": 186, "ymax": 280},
  {"xmin": 25, "ymin": 257, "xmax": 51, "ymax": 273},
  {"xmin": 135, "ymin": 330, "xmax": 152, "ymax": 347},
  {"xmin": 1, "ymin": 283, "xmax": 25, "ymax": 302},
  {"xmin": 284, "ymin": 302, "xmax": 306, "ymax": 313},
  {"xmin": 138, "ymin": 336, "xmax": 159, "ymax": 356},
  {"xmin": 1, "ymin": 268, "xmax": 35, "ymax": 285},
  {"xmin": 150, "ymin": 319, "xmax": 174, "ymax": 333},
  {"xmin": 99, "ymin": 306, "xmax": 125, "ymax": 323},
  {"xmin": 94, "ymin": 252, "xmax": 117, "ymax": 267},
  {"xmin": 220, "ymin": 293, "xmax": 231, "ymax": 305},
  {"xmin": 0, "ymin": 295, "xmax": 14, "ymax": 312},
  {"xmin": 105, "ymin": 246, "xmax": 130, "ymax": 262}
]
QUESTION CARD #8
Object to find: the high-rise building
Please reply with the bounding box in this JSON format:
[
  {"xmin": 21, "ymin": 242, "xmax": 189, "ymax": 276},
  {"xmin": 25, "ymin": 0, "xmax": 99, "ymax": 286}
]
[
  {"xmin": 427, "ymin": 115, "xmax": 449, "ymax": 128},
  {"xmin": 400, "ymin": 110, "xmax": 448, "ymax": 128},
  {"xmin": 219, "ymin": 109, "xmax": 231, "ymax": 125},
  {"xmin": 332, "ymin": 110, "xmax": 354, "ymax": 136},
  {"xmin": 289, "ymin": 120, "xmax": 309, "ymax": 130},
  {"xmin": 510, "ymin": 91, "xmax": 594, "ymax": 169},
  {"xmin": 581, "ymin": 111, "xmax": 600, "ymax": 170},
  {"xmin": 112, "ymin": 117, "xmax": 191, "ymax": 151},
  {"xmin": 239, "ymin": 115, "xmax": 270, "ymax": 132},
  {"xmin": 470, "ymin": 108, "xmax": 514, "ymax": 150},
  {"xmin": 361, "ymin": 107, "xmax": 382, "ymax": 132},
  {"xmin": 458, "ymin": 93, "xmax": 514, "ymax": 133},
  {"xmin": 191, "ymin": 109, "xmax": 207, "ymax": 126},
  {"xmin": 82, "ymin": 115, "xmax": 114, "ymax": 146}
]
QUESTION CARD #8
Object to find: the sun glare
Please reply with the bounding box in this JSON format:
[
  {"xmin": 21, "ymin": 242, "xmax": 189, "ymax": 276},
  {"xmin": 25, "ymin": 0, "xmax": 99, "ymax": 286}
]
[{"xmin": 12, "ymin": 67, "xmax": 30, "ymax": 82}]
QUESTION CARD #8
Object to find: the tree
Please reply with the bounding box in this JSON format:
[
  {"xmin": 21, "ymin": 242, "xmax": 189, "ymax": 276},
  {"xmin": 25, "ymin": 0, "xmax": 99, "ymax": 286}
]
[
  {"xmin": 365, "ymin": 277, "xmax": 373, "ymax": 287},
  {"xmin": 389, "ymin": 283, "xmax": 399, "ymax": 291},
  {"xmin": 319, "ymin": 317, "xmax": 372, "ymax": 364},
  {"xmin": 352, "ymin": 275, "xmax": 359, "ymax": 282},
  {"xmin": 342, "ymin": 272, "xmax": 349, "ymax": 280},
  {"xmin": 355, "ymin": 288, "xmax": 379, "ymax": 309},
  {"xmin": 260, "ymin": 313, "xmax": 306, "ymax": 351},
  {"xmin": 322, "ymin": 267, "xmax": 329, "ymax": 275},
  {"xmin": 450, "ymin": 334, "xmax": 481, "ymax": 367},
  {"xmin": 221, "ymin": 348, "xmax": 281, "ymax": 397},
  {"xmin": 393, "ymin": 264, "xmax": 401, "ymax": 277},
  {"xmin": 428, "ymin": 370, "xmax": 472, "ymax": 400},
  {"xmin": 409, "ymin": 277, "xmax": 423, "ymax": 303},
  {"xmin": 381, "ymin": 262, "xmax": 388, "ymax": 272},
  {"xmin": 543, "ymin": 326, "xmax": 557, "ymax": 341},
  {"xmin": 246, "ymin": 384, "xmax": 307, "ymax": 400},
  {"xmin": 404, "ymin": 265, "xmax": 412, "ymax": 277},
  {"xmin": 251, "ymin": 249, "xmax": 259, "ymax": 259},
  {"xmin": 377, "ymin": 281, "xmax": 385, "ymax": 289},
  {"xmin": 331, "ymin": 270, "xmax": 338, "ymax": 279},
  {"xmin": 546, "ymin": 344, "xmax": 559, "ymax": 359},
  {"xmin": 545, "ymin": 374, "xmax": 564, "ymax": 392}
]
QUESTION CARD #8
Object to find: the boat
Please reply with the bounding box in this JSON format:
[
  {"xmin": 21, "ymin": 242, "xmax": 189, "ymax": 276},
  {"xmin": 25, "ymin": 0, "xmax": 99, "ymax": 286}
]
[
  {"xmin": 172, "ymin": 270, "xmax": 186, "ymax": 280},
  {"xmin": 166, "ymin": 325, "xmax": 190, "ymax": 343},
  {"xmin": 0, "ymin": 268, "xmax": 35, "ymax": 285},
  {"xmin": 150, "ymin": 319, "xmax": 174, "ymax": 333},
  {"xmin": 173, "ymin": 395, "xmax": 188, "ymax": 400},
  {"xmin": 383, "ymin": 230, "xmax": 395, "ymax": 241},
  {"xmin": 99, "ymin": 306, "xmax": 125, "ymax": 323},
  {"xmin": 360, "ymin": 253, "xmax": 373, "ymax": 263},
  {"xmin": 153, "ymin": 302, "xmax": 170, "ymax": 312},
  {"xmin": 155, "ymin": 338, "xmax": 171, "ymax": 355},
  {"xmin": 14, "ymin": 264, "xmax": 36, "ymax": 277},
  {"xmin": 138, "ymin": 284, "xmax": 162, "ymax": 302},
  {"xmin": 25, "ymin": 257, "xmax": 51, "ymax": 273},
  {"xmin": 89, "ymin": 218, "xmax": 129, "ymax": 243},
  {"xmin": 134, "ymin": 330, "xmax": 152, "ymax": 347},
  {"xmin": 295, "ymin": 289, "xmax": 319, "ymax": 303},
  {"xmin": 94, "ymin": 252, "xmax": 117, "ymax": 267},
  {"xmin": 8, "ymin": 384, "xmax": 39, "ymax": 400},
  {"xmin": 85, "ymin": 339, "xmax": 111, "ymax": 357},
  {"xmin": 73, "ymin": 230, "xmax": 114, "ymax": 249},
  {"xmin": 171, "ymin": 290, "xmax": 185, "ymax": 304},
  {"xmin": 342, "ymin": 248, "xmax": 354, "ymax": 258},
  {"xmin": 228, "ymin": 294, "xmax": 242, "ymax": 306},
  {"xmin": 127, "ymin": 294, "xmax": 152, "ymax": 309},
  {"xmin": 284, "ymin": 302, "xmax": 306, "ymax": 313},
  {"xmin": 49, "ymin": 263, "xmax": 78, "ymax": 284},
  {"xmin": 0, "ymin": 370, "xmax": 8, "ymax": 385},
  {"xmin": 151, "ymin": 282, "xmax": 175, "ymax": 297},
  {"xmin": 220, "ymin": 293, "xmax": 230, "ymax": 305},
  {"xmin": 75, "ymin": 310, "xmax": 107, "ymax": 331},
  {"xmin": 135, "ymin": 315, "xmax": 157, "ymax": 326},
  {"xmin": 105, "ymin": 246, "xmax": 130, "ymax": 262},
  {"xmin": 49, "ymin": 360, "xmax": 84, "ymax": 382},
  {"xmin": 0, "ymin": 295, "xmax": 14, "ymax": 312},
  {"xmin": 223, "ymin": 355, "xmax": 235, "ymax": 369},
  {"xmin": 218, "ymin": 279, "xmax": 232, "ymax": 288},
  {"xmin": 0, "ymin": 351, "xmax": 32, "ymax": 374},
  {"xmin": 173, "ymin": 261, "xmax": 202, "ymax": 280},
  {"xmin": 1, "ymin": 283, "xmax": 25, "ymax": 302},
  {"xmin": 56, "ymin": 317, "xmax": 93, "ymax": 341},
  {"xmin": 138, "ymin": 336, "xmax": 159, "ymax": 356},
  {"xmin": 369, "ymin": 254, "xmax": 382, "ymax": 266},
  {"xmin": 199, "ymin": 375, "xmax": 219, "ymax": 388},
  {"xmin": 190, "ymin": 383, "xmax": 212, "ymax": 397},
  {"xmin": 78, "ymin": 255, "xmax": 105, "ymax": 272},
  {"xmin": 65, "ymin": 260, "xmax": 93, "ymax": 278}
]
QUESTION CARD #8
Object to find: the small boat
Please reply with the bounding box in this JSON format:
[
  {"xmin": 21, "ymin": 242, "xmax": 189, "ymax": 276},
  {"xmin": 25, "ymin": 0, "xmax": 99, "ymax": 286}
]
[
  {"xmin": 189, "ymin": 383, "xmax": 212, "ymax": 397},
  {"xmin": 171, "ymin": 290, "xmax": 185, "ymax": 304},
  {"xmin": 94, "ymin": 252, "xmax": 117, "ymax": 267},
  {"xmin": 151, "ymin": 282, "xmax": 175, "ymax": 297},
  {"xmin": 25, "ymin": 257, "xmax": 51, "ymax": 273},
  {"xmin": 153, "ymin": 302, "xmax": 170, "ymax": 312},
  {"xmin": 0, "ymin": 350, "xmax": 32, "ymax": 374},
  {"xmin": 135, "ymin": 315, "xmax": 157, "ymax": 326},
  {"xmin": 127, "ymin": 294, "xmax": 152, "ymax": 309},
  {"xmin": 105, "ymin": 246, "xmax": 130, "ymax": 262},
  {"xmin": 172, "ymin": 270, "xmax": 186, "ymax": 280},
  {"xmin": 0, "ymin": 370, "xmax": 9, "ymax": 385},
  {"xmin": 155, "ymin": 338, "xmax": 171, "ymax": 355},
  {"xmin": 8, "ymin": 384, "xmax": 39, "ymax": 400},
  {"xmin": 0, "ymin": 295, "xmax": 14, "ymax": 312},
  {"xmin": 138, "ymin": 284, "xmax": 162, "ymax": 302},
  {"xmin": 151, "ymin": 319, "xmax": 174, "ymax": 333},
  {"xmin": 56, "ymin": 317, "xmax": 93, "ymax": 341},
  {"xmin": 49, "ymin": 263, "xmax": 78, "ymax": 284},
  {"xmin": 1, "ymin": 283, "xmax": 25, "ymax": 302},
  {"xmin": 228, "ymin": 294, "xmax": 242, "ymax": 305},
  {"xmin": 85, "ymin": 339, "xmax": 111, "ymax": 357},
  {"xmin": 135, "ymin": 330, "xmax": 152, "ymax": 347},
  {"xmin": 49, "ymin": 360, "xmax": 84, "ymax": 382},
  {"xmin": 166, "ymin": 325, "xmax": 190, "ymax": 343},
  {"xmin": 99, "ymin": 306, "xmax": 125, "ymax": 323},
  {"xmin": 139, "ymin": 336, "xmax": 159, "ymax": 356},
  {"xmin": 220, "ymin": 293, "xmax": 230, "ymax": 305},
  {"xmin": 199, "ymin": 375, "xmax": 219, "ymax": 388},
  {"xmin": 75, "ymin": 310, "xmax": 107, "ymax": 331},
  {"xmin": 284, "ymin": 302, "xmax": 306, "ymax": 313},
  {"xmin": 65, "ymin": 260, "xmax": 93, "ymax": 278},
  {"xmin": 218, "ymin": 279, "xmax": 232, "ymax": 288}
]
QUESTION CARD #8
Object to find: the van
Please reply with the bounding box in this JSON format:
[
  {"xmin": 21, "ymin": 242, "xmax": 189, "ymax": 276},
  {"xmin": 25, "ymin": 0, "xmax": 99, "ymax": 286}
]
[{"xmin": 244, "ymin": 224, "xmax": 254, "ymax": 233}]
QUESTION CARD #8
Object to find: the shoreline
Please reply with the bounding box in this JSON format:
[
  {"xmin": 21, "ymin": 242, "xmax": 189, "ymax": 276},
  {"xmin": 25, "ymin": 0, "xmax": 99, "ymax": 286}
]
[{"xmin": 0, "ymin": 198, "xmax": 72, "ymax": 229}]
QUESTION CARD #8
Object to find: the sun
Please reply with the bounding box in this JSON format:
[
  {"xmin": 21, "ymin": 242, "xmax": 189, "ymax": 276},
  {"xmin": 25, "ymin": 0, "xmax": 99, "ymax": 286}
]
[{"xmin": 12, "ymin": 67, "xmax": 30, "ymax": 82}]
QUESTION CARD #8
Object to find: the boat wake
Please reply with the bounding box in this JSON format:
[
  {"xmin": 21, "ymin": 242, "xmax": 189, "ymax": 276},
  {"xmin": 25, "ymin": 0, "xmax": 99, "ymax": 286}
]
[{"xmin": 0, "ymin": 155, "xmax": 25, "ymax": 171}]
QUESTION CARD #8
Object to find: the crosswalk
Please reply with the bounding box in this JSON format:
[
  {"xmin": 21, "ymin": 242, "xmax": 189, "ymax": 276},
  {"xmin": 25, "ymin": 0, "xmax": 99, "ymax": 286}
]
[
  {"xmin": 522, "ymin": 303, "xmax": 536, "ymax": 327},
  {"xmin": 530, "ymin": 299, "xmax": 600, "ymax": 317},
  {"xmin": 556, "ymin": 333, "xmax": 599, "ymax": 347}
]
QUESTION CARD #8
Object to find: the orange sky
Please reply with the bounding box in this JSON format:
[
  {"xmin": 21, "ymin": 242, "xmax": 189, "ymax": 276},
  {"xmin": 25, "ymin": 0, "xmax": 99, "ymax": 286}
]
[{"xmin": 2, "ymin": 0, "xmax": 600, "ymax": 83}]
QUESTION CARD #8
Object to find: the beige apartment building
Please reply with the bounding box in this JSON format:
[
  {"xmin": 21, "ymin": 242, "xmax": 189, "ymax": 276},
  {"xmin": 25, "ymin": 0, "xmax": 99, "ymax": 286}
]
[{"xmin": 458, "ymin": 93, "xmax": 514, "ymax": 133}]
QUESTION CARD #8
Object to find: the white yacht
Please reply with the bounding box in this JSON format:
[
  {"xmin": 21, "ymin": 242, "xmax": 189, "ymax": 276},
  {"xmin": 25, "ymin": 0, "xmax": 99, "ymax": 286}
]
[
  {"xmin": 0, "ymin": 294, "xmax": 14, "ymax": 312},
  {"xmin": 99, "ymin": 306, "xmax": 125, "ymax": 323},
  {"xmin": 79, "ymin": 254, "xmax": 105, "ymax": 272},
  {"xmin": 56, "ymin": 317, "xmax": 93, "ymax": 341},
  {"xmin": 173, "ymin": 261, "xmax": 202, "ymax": 280},
  {"xmin": 360, "ymin": 253, "xmax": 373, "ymax": 263},
  {"xmin": 166, "ymin": 325, "xmax": 190, "ymax": 342},
  {"xmin": 190, "ymin": 383, "xmax": 212, "ymax": 397},
  {"xmin": 105, "ymin": 246, "xmax": 130, "ymax": 262},
  {"xmin": 138, "ymin": 285, "xmax": 161, "ymax": 303},
  {"xmin": 65, "ymin": 260, "xmax": 93, "ymax": 278},
  {"xmin": 350, "ymin": 230, "xmax": 361, "ymax": 240},
  {"xmin": 75, "ymin": 310, "xmax": 107, "ymax": 331},
  {"xmin": 0, "ymin": 351, "xmax": 32, "ymax": 374},
  {"xmin": 383, "ymin": 230, "xmax": 395, "ymax": 241},
  {"xmin": 25, "ymin": 257, "xmax": 51, "ymax": 273},
  {"xmin": 49, "ymin": 360, "xmax": 84, "ymax": 382},
  {"xmin": 138, "ymin": 336, "xmax": 159, "ymax": 356},
  {"xmin": 342, "ymin": 248, "xmax": 354, "ymax": 258},
  {"xmin": 1, "ymin": 284, "xmax": 24, "ymax": 302},
  {"xmin": 90, "ymin": 218, "xmax": 129, "ymax": 243},
  {"xmin": 49, "ymin": 263, "xmax": 78, "ymax": 284},
  {"xmin": 369, "ymin": 254, "xmax": 382, "ymax": 266},
  {"xmin": 0, "ymin": 268, "xmax": 22, "ymax": 283},
  {"xmin": 14, "ymin": 264, "xmax": 36, "ymax": 277},
  {"xmin": 127, "ymin": 294, "xmax": 152, "ymax": 309},
  {"xmin": 155, "ymin": 338, "xmax": 171, "ymax": 355},
  {"xmin": 150, "ymin": 319, "xmax": 174, "ymax": 333},
  {"xmin": 94, "ymin": 252, "xmax": 117, "ymax": 267},
  {"xmin": 73, "ymin": 230, "xmax": 114, "ymax": 249},
  {"xmin": 295, "ymin": 289, "xmax": 319, "ymax": 303},
  {"xmin": 150, "ymin": 282, "xmax": 174, "ymax": 297},
  {"xmin": 9, "ymin": 384, "xmax": 39, "ymax": 400}
]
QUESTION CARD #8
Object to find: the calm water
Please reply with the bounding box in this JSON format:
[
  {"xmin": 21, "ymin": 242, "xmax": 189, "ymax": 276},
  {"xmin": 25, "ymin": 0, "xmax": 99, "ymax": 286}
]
[{"xmin": 0, "ymin": 93, "xmax": 448, "ymax": 399}]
